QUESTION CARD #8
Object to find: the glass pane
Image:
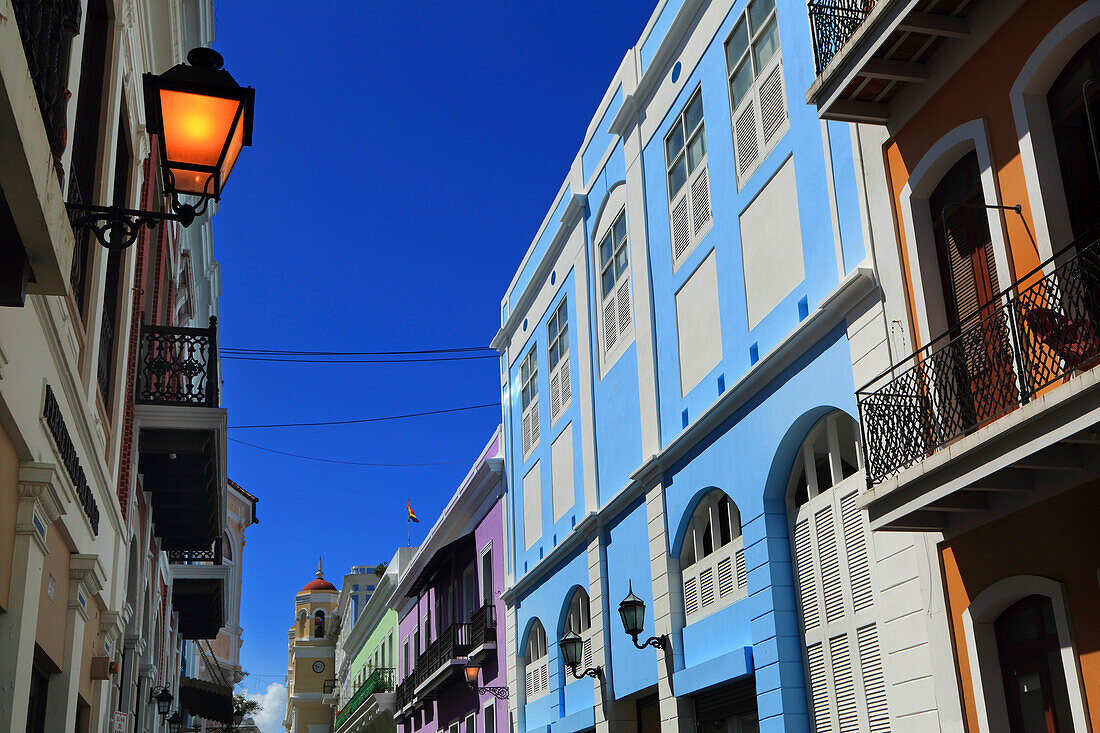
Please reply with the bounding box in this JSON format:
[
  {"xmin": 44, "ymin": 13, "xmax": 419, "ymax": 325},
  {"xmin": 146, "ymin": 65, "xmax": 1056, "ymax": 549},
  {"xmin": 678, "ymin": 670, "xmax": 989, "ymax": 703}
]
[
  {"xmin": 685, "ymin": 94, "xmax": 704, "ymax": 134},
  {"xmin": 749, "ymin": 0, "xmax": 775, "ymax": 33},
  {"xmin": 668, "ymin": 156, "xmax": 687, "ymax": 198},
  {"xmin": 614, "ymin": 214, "xmax": 627, "ymax": 247},
  {"xmin": 687, "ymin": 127, "xmax": 707, "ymax": 171},
  {"xmin": 547, "ymin": 312, "xmax": 557, "ymax": 337},
  {"xmin": 665, "ymin": 122, "xmax": 685, "ymax": 163},
  {"xmin": 615, "ymin": 246, "xmax": 628, "ymax": 277},
  {"xmin": 559, "ymin": 325, "xmax": 569, "ymax": 356},
  {"xmin": 753, "ymin": 18, "xmax": 780, "ymax": 71},
  {"xmin": 600, "ymin": 232, "xmax": 613, "ymax": 266},
  {"xmin": 602, "ymin": 267, "xmax": 616, "ymax": 298},
  {"xmin": 726, "ymin": 20, "xmax": 749, "ymax": 73},
  {"xmin": 521, "ymin": 361, "xmax": 529, "ymax": 383},
  {"xmin": 731, "ymin": 58, "xmax": 754, "ymax": 109},
  {"xmin": 549, "ymin": 342, "xmax": 559, "ymax": 370}
]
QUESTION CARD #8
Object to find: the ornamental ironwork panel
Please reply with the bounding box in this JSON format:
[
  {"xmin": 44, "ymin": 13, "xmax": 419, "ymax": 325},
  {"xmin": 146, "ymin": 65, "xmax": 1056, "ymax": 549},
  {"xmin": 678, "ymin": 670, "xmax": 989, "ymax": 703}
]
[
  {"xmin": 167, "ymin": 537, "xmax": 223, "ymax": 565},
  {"xmin": 807, "ymin": 0, "xmax": 876, "ymax": 75},
  {"xmin": 67, "ymin": 175, "xmax": 93, "ymax": 315},
  {"xmin": 136, "ymin": 317, "xmax": 219, "ymax": 406},
  {"xmin": 42, "ymin": 385, "xmax": 100, "ymax": 534},
  {"xmin": 415, "ymin": 623, "xmax": 470, "ymax": 688},
  {"xmin": 470, "ymin": 603, "xmax": 496, "ymax": 648},
  {"xmin": 12, "ymin": 0, "xmax": 81, "ymax": 182},
  {"xmin": 334, "ymin": 668, "xmax": 394, "ymax": 730},
  {"xmin": 858, "ymin": 231, "xmax": 1100, "ymax": 485}
]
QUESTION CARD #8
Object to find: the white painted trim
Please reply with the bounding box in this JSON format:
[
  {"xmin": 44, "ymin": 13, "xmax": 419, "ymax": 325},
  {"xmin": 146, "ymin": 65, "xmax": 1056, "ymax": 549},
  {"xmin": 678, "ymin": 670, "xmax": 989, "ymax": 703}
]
[
  {"xmin": 1010, "ymin": 0, "xmax": 1100, "ymax": 261},
  {"xmin": 960, "ymin": 575, "xmax": 1092, "ymax": 733},
  {"xmin": 898, "ymin": 119, "xmax": 1014, "ymax": 347}
]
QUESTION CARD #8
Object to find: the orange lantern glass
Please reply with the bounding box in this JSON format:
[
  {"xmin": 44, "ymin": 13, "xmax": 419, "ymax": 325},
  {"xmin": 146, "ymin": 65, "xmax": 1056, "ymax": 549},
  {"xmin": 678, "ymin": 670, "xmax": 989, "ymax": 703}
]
[{"xmin": 143, "ymin": 48, "xmax": 253, "ymax": 202}]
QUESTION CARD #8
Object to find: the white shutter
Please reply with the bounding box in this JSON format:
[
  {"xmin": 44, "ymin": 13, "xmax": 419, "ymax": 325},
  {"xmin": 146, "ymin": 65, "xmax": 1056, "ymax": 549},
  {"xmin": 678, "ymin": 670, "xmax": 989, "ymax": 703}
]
[
  {"xmin": 840, "ymin": 491, "xmax": 873, "ymax": 613},
  {"xmin": 603, "ymin": 298, "xmax": 617, "ymax": 353},
  {"xmin": 683, "ymin": 575, "xmax": 699, "ymax": 617},
  {"xmin": 857, "ymin": 624, "xmax": 890, "ymax": 733},
  {"xmin": 671, "ymin": 195, "xmax": 690, "ymax": 266},
  {"xmin": 698, "ymin": 567, "xmax": 714, "ymax": 608},
  {"xmin": 717, "ymin": 556, "xmax": 734, "ymax": 598},
  {"xmin": 549, "ymin": 371, "xmax": 560, "ymax": 420},
  {"xmin": 616, "ymin": 279, "xmax": 632, "ymax": 337},
  {"xmin": 794, "ymin": 518, "xmax": 819, "ymax": 630},
  {"xmin": 829, "ymin": 635, "xmax": 858, "ymax": 733},
  {"xmin": 582, "ymin": 636, "xmax": 592, "ymax": 669},
  {"xmin": 806, "ymin": 642, "xmax": 832, "ymax": 733},
  {"xmin": 526, "ymin": 669, "xmax": 534, "ymax": 699},
  {"xmin": 735, "ymin": 545, "xmax": 747, "ymax": 591},
  {"xmin": 558, "ymin": 355, "xmax": 570, "ymax": 412},
  {"xmin": 690, "ymin": 166, "xmax": 711, "ymax": 236},
  {"xmin": 759, "ymin": 61, "xmax": 787, "ymax": 143},
  {"xmin": 734, "ymin": 101, "xmax": 759, "ymax": 176},
  {"xmin": 539, "ymin": 663, "xmax": 547, "ymax": 693},
  {"xmin": 529, "ymin": 401, "xmax": 539, "ymax": 450},
  {"xmin": 521, "ymin": 409, "xmax": 532, "ymax": 455},
  {"xmin": 815, "ymin": 506, "xmax": 845, "ymax": 624}
]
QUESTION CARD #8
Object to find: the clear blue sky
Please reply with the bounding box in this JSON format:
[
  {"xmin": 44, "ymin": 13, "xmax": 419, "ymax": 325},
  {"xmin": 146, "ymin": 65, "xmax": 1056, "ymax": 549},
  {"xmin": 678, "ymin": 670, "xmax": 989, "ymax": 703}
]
[{"xmin": 212, "ymin": 1, "xmax": 657, "ymax": 690}]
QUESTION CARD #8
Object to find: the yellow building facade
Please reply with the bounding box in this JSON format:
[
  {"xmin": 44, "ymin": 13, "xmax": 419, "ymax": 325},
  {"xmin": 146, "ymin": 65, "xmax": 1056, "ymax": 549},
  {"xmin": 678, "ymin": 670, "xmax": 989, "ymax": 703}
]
[{"xmin": 285, "ymin": 561, "xmax": 338, "ymax": 733}]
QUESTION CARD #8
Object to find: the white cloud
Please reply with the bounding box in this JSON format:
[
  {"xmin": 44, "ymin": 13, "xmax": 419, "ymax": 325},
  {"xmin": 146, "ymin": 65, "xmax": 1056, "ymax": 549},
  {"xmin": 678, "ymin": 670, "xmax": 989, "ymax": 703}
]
[{"xmin": 241, "ymin": 682, "xmax": 286, "ymax": 733}]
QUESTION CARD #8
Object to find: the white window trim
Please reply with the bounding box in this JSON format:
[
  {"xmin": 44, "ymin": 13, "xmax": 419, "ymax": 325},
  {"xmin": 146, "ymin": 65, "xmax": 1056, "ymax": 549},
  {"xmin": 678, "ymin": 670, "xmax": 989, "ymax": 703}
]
[
  {"xmin": 595, "ymin": 205, "xmax": 634, "ymax": 371},
  {"xmin": 665, "ymin": 88, "xmax": 713, "ymax": 271},
  {"xmin": 519, "ymin": 347, "xmax": 540, "ymax": 459},
  {"xmin": 480, "ymin": 541, "xmax": 493, "ymax": 607},
  {"xmin": 563, "ymin": 590, "xmax": 593, "ymax": 684},
  {"xmin": 547, "ymin": 297, "xmax": 571, "ymax": 425},
  {"xmin": 961, "ymin": 575, "xmax": 1091, "ymax": 733},
  {"xmin": 726, "ymin": 1, "xmax": 788, "ymax": 186},
  {"xmin": 524, "ymin": 621, "xmax": 550, "ymax": 702},
  {"xmin": 680, "ymin": 492, "xmax": 747, "ymax": 626}
]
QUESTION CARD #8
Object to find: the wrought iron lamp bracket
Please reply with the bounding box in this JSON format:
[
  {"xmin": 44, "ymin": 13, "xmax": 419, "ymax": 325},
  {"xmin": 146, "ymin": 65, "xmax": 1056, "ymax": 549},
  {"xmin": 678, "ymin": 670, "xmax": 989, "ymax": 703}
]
[
  {"xmin": 630, "ymin": 633, "xmax": 668, "ymax": 651},
  {"xmin": 476, "ymin": 686, "xmax": 510, "ymax": 700},
  {"xmin": 567, "ymin": 664, "xmax": 602, "ymax": 681},
  {"xmin": 67, "ymin": 194, "xmax": 207, "ymax": 251}
]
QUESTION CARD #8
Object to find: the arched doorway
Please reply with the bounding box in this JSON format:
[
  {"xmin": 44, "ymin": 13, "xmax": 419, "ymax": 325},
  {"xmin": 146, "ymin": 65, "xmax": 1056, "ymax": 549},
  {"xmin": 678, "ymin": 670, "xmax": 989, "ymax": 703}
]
[
  {"xmin": 1048, "ymin": 31, "xmax": 1100, "ymax": 238},
  {"xmin": 995, "ymin": 596, "xmax": 1075, "ymax": 732}
]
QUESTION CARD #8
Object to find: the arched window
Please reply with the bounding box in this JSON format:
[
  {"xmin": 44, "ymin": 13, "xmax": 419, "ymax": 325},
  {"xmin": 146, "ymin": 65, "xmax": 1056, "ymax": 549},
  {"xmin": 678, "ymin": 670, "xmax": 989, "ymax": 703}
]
[
  {"xmin": 222, "ymin": 532, "xmax": 234, "ymax": 562},
  {"xmin": 1048, "ymin": 31, "xmax": 1100, "ymax": 237},
  {"xmin": 995, "ymin": 596, "xmax": 1074, "ymax": 732},
  {"xmin": 524, "ymin": 620, "xmax": 549, "ymax": 702},
  {"xmin": 787, "ymin": 411, "xmax": 889, "ymax": 732},
  {"xmin": 563, "ymin": 589, "xmax": 592, "ymax": 683},
  {"xmin": 679, "ymin": 489, "xmax": 745, "ymax": 625},
  {"xmin": 314, "ymin": 610, "xmax": 326, "ymax": 638},
  {"xmin": 296, "ymin": 611, "xmax": 306, "ymax": 639}
]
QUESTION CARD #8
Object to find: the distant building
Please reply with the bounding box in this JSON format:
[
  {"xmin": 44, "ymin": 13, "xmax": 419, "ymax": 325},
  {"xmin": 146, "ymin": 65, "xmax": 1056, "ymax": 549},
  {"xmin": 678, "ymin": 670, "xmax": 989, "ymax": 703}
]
[{"xmin": 285, "ymin": 561, "xmax": 339, "ymax": 733}]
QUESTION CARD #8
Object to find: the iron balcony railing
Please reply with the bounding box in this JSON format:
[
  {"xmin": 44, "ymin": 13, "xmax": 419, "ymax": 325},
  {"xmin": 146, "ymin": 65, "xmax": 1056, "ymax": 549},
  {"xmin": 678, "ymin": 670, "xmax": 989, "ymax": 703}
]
[
  {"xmin": 395, "ymin": 675, "xmax": 414, "ymax": 712},
  {"xmin": 415, "ymin": 622, "xmax": 470, "ymax": 689},
  {"xmin": 808, "ymin": 0, "xmax": 877, "ymax": 75},
  {"xmin": 12, "ymin": 0, "xmax": 81, "ymax": 182},
  {"xmin": 857, "ymin": 230, "xmax": 1100, "ymax": 486},
  {"xmin": 323, "ymin": 678, "xmax": 337, "ymax": 695},
  {"xmin": 334, "ymin": 668, "xmax": 394, "ymax": 730},
  {"xmin": 167, "ymin": 537, "xmax": 223, "ymax": 565},
  {"xmin": 136, "ymin": 317, "xmax": 220, "ymax": 407},
  {"xmin": 469, "ymin": 604, "xmax": 497, "ymax": 649}
]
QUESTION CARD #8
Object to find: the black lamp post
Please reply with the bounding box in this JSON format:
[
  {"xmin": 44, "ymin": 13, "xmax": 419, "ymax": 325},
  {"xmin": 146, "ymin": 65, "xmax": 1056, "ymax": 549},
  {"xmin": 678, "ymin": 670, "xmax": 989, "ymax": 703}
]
[
  {"xmin": 559, "ymin": 632, "xmax": 601, "ymax": 680},
  {"xmin": 462, "ymin": 660, "xmax": 509, "ymax": 700},
  {"xmin": 618, "ymin": 582, "xmax": 667, "ymax": 651},
  {"xmin": 149, "ymin": 686, "xmax": 174, "ymax": 718},
  {"xmin": 67, "ymin": 47, "xmax": 254, "ymax": 250}
]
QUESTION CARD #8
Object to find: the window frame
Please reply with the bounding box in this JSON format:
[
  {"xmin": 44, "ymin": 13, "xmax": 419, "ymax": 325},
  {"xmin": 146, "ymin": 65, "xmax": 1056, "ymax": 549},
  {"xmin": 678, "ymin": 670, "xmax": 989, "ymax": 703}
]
[
  {"xmin": 547, "ymin": 297, "xmax": 572, "ymax": 423},
  {"xmin": 524, "ymin": 620, "xmax": 550, "ymax": 701},
  {"xmin": 679, "ymin": 490, "xmax": 747, "ymax": 625},
  {"xmin": 520, "ymin": 346, "xmax": 540, "ymax": 457},
  {"xmin": 663, "ymin": 87, "xmax": 712, "ymax": 270},
  {"xmin": 595, "ymin": 206, "xmax": 634, "ymax": 368}
]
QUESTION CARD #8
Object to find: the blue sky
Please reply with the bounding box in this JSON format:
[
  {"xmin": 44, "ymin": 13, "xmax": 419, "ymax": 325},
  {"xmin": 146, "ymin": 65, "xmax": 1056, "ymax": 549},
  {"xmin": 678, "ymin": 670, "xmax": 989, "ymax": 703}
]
[{"xmin": 212, "ymin": 0, "xmax": 657, "ymax": 700}]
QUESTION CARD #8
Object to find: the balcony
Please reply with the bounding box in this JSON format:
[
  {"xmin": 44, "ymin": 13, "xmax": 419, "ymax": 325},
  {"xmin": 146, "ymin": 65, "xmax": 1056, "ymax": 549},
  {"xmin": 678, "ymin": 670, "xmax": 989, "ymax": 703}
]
[
  {"xmin": 468, "ymin": 604, "xmax": 497, "ymax": 655},
  {"xmin": 806, "ymin": 0, "xmax": 977, "ymax": 124},
  {"xmin": 169, "ymin": 538, "xmax": 228, "ymax": 639},
  {"xmin": 334, "ymin": 668, "xmax": 395, "ymax": 732},
  {"xmin": 414, "ymin": 622, "xmax": 471, "ymax": 699},
  {"xmin": 858, "ymin": 232, "xmax": 1100, "ymax": 532},
  {"xmin": 135, "ymin": 317, "xmax": 226, "ymax": 553},
  {"xmin": 393, "ymin": 675, "xmax": 413, "ymax": 721}
]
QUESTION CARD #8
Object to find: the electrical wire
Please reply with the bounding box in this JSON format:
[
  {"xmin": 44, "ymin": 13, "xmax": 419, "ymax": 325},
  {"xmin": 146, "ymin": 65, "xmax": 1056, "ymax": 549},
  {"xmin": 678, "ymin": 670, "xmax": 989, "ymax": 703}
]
[
  {"xmin": 222, "ymin": 346, "xmax": 493, "ymax": 356},
  {"xmin": 228, "ymin": 402, "xmax": 498, "ymax": 429},
  {"xmin": 229, "ymin": 437, "xmax": 473, "ymax": 467},
  {"xmin": 220, "ymin": 353, "xmax": 496, "ymax": 364}
]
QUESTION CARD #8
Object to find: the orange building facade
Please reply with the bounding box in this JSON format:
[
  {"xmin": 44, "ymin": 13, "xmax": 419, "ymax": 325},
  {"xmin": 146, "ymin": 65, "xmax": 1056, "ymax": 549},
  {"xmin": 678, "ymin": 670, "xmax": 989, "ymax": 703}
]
[{"xmin": 807, "ymin": 0, "xmax": 1100, "ymax": 730}]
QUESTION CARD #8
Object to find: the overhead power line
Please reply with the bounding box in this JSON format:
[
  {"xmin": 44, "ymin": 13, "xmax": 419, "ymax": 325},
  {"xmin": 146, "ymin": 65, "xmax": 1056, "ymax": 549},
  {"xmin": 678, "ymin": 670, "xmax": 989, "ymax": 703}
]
[
  {"xmin": 229, "ymin": 437, "xmax": 473, "ymax": 467},
  {"xmin": 228, "ymin": 402, "xmax": 498, "ymax": 429},
  {"xmin": 222, "ymin": 346, "xmax": 494, "ymax": 356},
  {"xmin": 220, "ymin": 353, "xmax": 496, "ymax": 364}
]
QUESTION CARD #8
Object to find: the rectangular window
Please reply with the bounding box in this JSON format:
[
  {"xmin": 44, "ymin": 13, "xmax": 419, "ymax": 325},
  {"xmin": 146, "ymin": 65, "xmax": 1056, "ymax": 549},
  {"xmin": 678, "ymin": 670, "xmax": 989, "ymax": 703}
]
[
  {"xmin": 598, "ymin": 210, "xmax": 633, "ymax": 361},
  {"xmin": 547, "ymin": 298, "xmax": 571, "ymax": 423},
  {"xmin": 726, "ymin": 0, "xmax": 787, "ymax": 182},
  {"xmin": 481, "ymin": 543, "xmax": 494, "ymax": 606},
  {"xmin": 665, "ymin": 89, "xmax": 712, "ymax": 270},
  {"xmin": 403, "ymin": 639, "xmax": 409, "ymax": 674},
  {"xmin": 483, "ymin": 702, "xmax": 496, "ymax": 733},
  {"xmin": 520, "ymin": 347, "xmax": 540, "ymax": 457},
  {"xmin": 465, "ymin": 713, "xmax": 476, "ymax": 733},
  {"xmin": 463, "ymin": 563, "xmax": 477, "ymax": 619}
]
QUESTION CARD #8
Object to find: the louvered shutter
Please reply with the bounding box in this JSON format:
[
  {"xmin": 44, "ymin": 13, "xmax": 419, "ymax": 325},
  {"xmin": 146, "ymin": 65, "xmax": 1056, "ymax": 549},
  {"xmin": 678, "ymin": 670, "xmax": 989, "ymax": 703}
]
[
  {"xmin": 806, "ymin": 642, "xmax": 831, "ymax": 732},
  {"xmin": 550, "ymin": 357, "xmax": 571, "ymax": 424},
  {"xmin": 815, "ymin": 506, "xmax": 844, "ymax": 624},
  {"xmin": 841, "ymin": 491, "xmax": 873, "ymax": 613},
  {"xmin": 683, "ymin": 576, "xmax": 699, "ymax": 617},
  {"xmin": 794, "ymin": 518, "xmax": 820, "ymax": 631},
  {"xmin": 603, "ymin": 298, "xmax": 617, "ymax": 353},
  {"xmin": 549, "ymin": 372, "xmax": 560, "ymax": 420},
  {"xmin": 558, "ymin": 355, "xmax": 570, "ymax": 412},
  {"xmin": 717, "ymin": 556, "xmax": 734, "ymax": 598},
  {"xmin": 582, "ymin": 636, "xmax": 592, "ymax": 669},
  {"xmin": 829, "ymin": 635, "xmax": 858, "ymax": 732},
  {"xmin": 616, "ymin": 280, "xmax": 631, "ymax": 337},
  {"xmin": 858, "ymin": 624, "xmax": 890, "ymax": 733},
  {"xmin": 699, "ymin": 567, "xmax": 714, "ymax": 608},
  {"xmin": 539, "ymin": 663, "xmax": 548, "ymax": 693},
  {"xmin": 521, "ymin": 410, "xmax": 532, "ymax": 455},
  {"xmin": 529, "ymin": 401, "xmax": 539, "ymax": 450},
  {"xmin": 735, "ymin": 545, "xmax": 747, "ymax": 591},
  {"xmin": 759, "ymin": 62, "xmax": 787, "ymax": 144},
  {"xmin": 526, "ymin": 669, "xmax": 534, "ymax": 699},
  {"xmin": 734, "ymin": 102, "xmax": 759, "ymax": 177},
  {"xmin": 691, "ymin": 166, "xmax": 711, "ymax": 236},
  {"xmin": 672, "ymin": 196, "xmax": 690, "ymax": 265}
]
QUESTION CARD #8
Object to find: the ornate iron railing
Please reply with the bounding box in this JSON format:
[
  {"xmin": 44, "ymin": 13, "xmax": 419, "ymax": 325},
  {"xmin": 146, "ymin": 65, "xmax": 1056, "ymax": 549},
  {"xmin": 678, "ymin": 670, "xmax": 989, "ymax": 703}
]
[
  {"xmin": 97, "ymin": 300, "xmax": 114, "ymax": 399},
  {"xmin": 66, "ymin": 175, "xmax": 92, "ymax": 315},
  {"xmin": 12, "ymin": 0, "xmax": 81, "ymax": 182},
  {"xmin": 808, "ymin": 0, "xmax": 876, "ymax": 75},
  {"xmin": 394, "ymin": 675, "xmax": 413, "ymax": 711},
  {"xmin": 469, "ymin": 604, "xmax": 496, "ymax": 649},
  {"xmin": 323, "ymin": 678, "xmax": 337, "ymax": 695},
  {"xmin": 167, "ymin": 537, "xmax": 223, "ymax": 565},
  {"xmin": 136, "ymin": 317, "xmax": 219, "ymax": 406},
  {"xmin": 857, "ymin": 231, "xmax": 1100, "ymax": 485},
  {"xmin": 334, "ymin": 668, "xmax": 394, "ymax": 730},
  {"xmin": 415, "ymin": 623, "xmax": 470, "ymax": 688}
]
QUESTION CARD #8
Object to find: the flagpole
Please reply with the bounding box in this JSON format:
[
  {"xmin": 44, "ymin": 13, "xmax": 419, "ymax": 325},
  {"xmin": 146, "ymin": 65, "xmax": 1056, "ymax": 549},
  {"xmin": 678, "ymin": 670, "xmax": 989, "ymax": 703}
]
[{"xmin": 408, "ymin": 500, "xmax": 411, "ymax": 547}]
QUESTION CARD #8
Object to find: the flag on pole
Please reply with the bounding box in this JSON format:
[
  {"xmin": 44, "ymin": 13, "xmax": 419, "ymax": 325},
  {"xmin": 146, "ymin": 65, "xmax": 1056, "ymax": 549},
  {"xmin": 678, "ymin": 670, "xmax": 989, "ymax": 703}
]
[{"xmin": 407, "ymin": 501, "xmax": 419, "ymax": 523}]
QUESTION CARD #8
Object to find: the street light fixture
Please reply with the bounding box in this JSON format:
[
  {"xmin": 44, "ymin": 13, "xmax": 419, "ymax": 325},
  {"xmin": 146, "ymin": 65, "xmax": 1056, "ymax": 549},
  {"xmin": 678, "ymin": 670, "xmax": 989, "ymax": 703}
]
[
  {"xmin": 67, "ymin": 47, "xmax": 254, "ymax": 250},
  {"xmin": 166, "ymin": 711, "xmax": 183, "ymax": 733},
  {"xmin": 149, "ymin": 686, "xmax": 174, "ymax": 717},
  {"xmin": 559, "ymin": 632, "xmax": 601, "ymax": 680},
  {"xmin": 618, "ymin": 582, "xmax": 667, "ymax": 651},
  {"xmin": 462, "ymin": 660, "xmax": 509, "ymax": 700}
]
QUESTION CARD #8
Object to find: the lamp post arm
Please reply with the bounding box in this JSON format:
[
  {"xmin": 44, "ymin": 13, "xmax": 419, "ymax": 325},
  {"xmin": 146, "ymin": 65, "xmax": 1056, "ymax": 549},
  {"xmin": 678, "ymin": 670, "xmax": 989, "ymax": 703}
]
[
  {"xmin": 66, "ymin": 193, "xmax": 208, "ymax": 251},
  {"xmin": 567, "ymin": 665, "xmax": 602, "ymax": 680},
  {"xmin": 631, "ymin": 634, "xmax": 668, "ymax": 651},
  {"xmin": 476, "ymin": 686, "xmax": 510, "ymax": 700}
]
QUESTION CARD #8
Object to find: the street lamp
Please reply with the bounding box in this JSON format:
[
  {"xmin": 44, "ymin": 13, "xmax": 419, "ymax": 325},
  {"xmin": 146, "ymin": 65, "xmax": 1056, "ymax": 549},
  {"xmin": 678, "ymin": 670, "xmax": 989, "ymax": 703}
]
[
  {"xmin": 67, "ymin": 47, "xmax": 254, "ymax": 250},
  {"xmin": 618, "ymin": 582, "xmax": 667, "ymax": 651},
  {"xmin": 166, "ymin": 711, "xmax": 183, "ymax": 733},
  {"xmin": 462, "ymin": 660, "xmax": 509, "ymax": 700},
  {"xmin": 149, "ymin": 686, "xmax": 174, "ymax": 717},
  {"xmin": 559, "ymin": 632, "xmax": 601, "ymax": 680}
]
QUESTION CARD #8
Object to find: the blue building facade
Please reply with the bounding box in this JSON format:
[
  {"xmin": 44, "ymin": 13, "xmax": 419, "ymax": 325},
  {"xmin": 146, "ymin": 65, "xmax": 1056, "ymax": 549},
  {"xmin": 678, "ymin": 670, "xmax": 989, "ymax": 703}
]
[{"xmin": 492, "ymin": 2, "xmax": 940, "ymax": 732}]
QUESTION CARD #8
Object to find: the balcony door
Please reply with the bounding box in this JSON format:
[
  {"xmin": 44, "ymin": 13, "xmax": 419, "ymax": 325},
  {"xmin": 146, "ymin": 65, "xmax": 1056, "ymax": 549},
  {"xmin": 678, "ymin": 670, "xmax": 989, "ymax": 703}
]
[
  {"xmin": 995, "ymin": 596, "xmax": 1074, "ymax": 733},
  {"xmin": 928, "ymin": 151, "xmax": 1017, "ymax": 436},
  {"xmin": 1049, "ymin": 32, "xmax": 1100, "ymax": 239}
]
